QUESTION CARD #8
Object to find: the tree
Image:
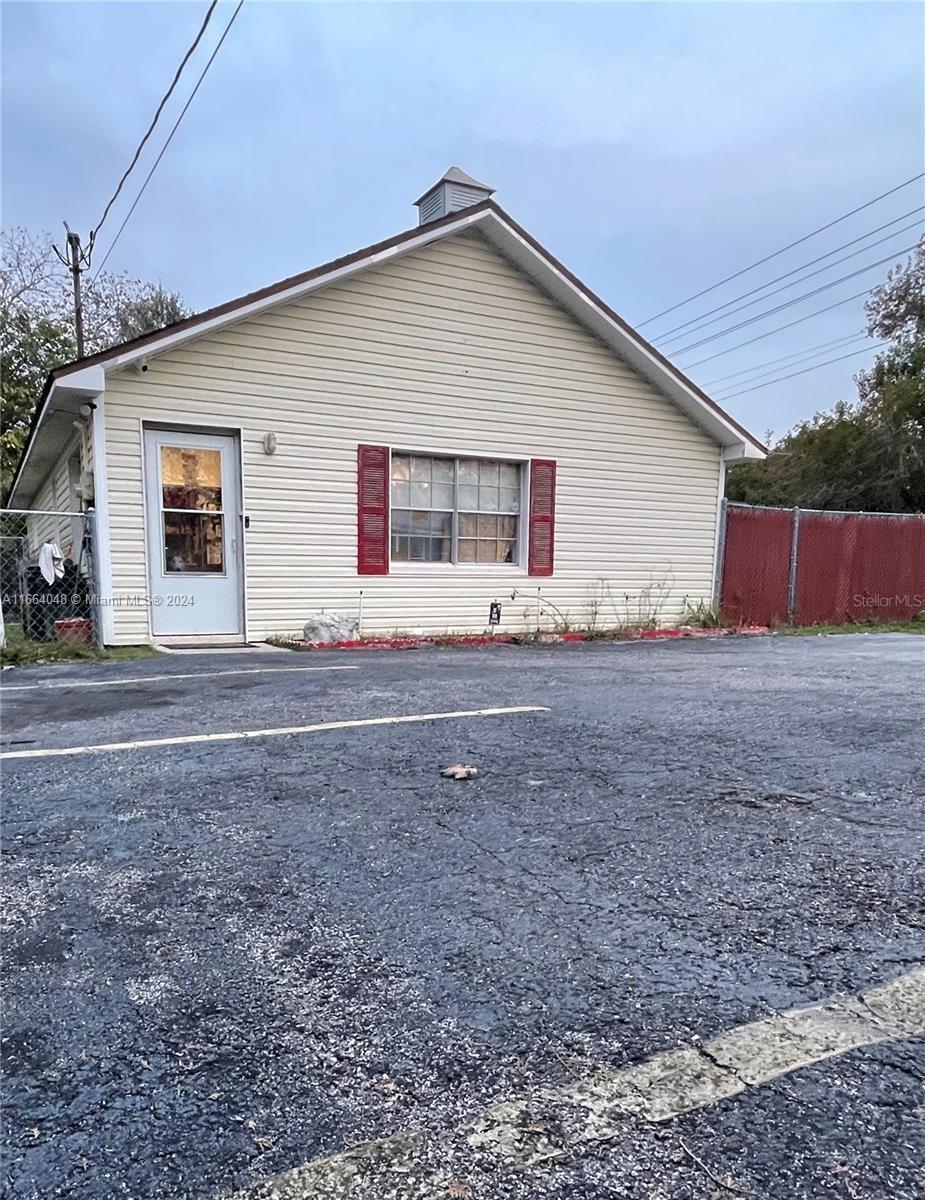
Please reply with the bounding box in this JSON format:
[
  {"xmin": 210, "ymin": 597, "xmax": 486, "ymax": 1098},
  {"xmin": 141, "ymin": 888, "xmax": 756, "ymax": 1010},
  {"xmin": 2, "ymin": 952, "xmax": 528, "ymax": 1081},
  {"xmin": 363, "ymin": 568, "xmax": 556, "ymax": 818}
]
[
  {"xmin": 1, "ymin": 226, "xmax": 189, "ymax": 356},
  {"xmin": 726, "ymin": 238, "xmax": 925, "ymax": 513},
  {"xmin": 0, "ymin": 309, "xmax": 75, "ymax": 491},
  {"xmin": 111, "ymin": 288, "xmax": 188, "ymax": 345},
  {"xmin": 1, "ymin": 227, "xmax": 190, "ymax": 493}
]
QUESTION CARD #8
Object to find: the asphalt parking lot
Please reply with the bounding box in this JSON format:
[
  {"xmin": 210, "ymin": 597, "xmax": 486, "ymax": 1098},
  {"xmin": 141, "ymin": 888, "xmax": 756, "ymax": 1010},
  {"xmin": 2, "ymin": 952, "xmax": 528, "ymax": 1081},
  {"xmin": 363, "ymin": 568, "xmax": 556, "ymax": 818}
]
[{"xmin": 2, "ymin": 634, "xmax": 923, "ymax": 1199}]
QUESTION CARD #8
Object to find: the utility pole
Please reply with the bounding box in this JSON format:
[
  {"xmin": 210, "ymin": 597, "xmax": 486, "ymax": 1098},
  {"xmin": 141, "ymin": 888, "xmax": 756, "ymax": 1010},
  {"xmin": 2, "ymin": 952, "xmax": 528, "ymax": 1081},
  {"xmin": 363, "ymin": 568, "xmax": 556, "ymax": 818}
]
[{"xmin": 54, "ymin": 222, "xmax": 88, "ymax": 358}]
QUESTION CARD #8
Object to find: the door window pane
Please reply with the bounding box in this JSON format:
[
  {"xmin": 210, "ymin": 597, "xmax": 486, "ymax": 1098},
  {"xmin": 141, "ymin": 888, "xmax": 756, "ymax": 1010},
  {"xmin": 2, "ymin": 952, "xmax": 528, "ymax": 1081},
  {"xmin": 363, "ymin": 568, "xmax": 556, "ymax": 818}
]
[
  {"xmin": 164, "ymin": 512, "xmax": 224, "ymax": 572},
  {"xmin": 161, "ymin": 446, "xmax": 222, "ymax": 511}
]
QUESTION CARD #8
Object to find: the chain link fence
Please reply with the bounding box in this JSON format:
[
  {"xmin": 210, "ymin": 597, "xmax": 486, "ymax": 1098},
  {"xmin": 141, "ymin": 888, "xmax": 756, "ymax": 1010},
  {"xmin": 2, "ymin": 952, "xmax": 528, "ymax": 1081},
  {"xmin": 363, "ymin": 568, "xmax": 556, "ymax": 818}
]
[
  {"xmin": 0, "ymin": 508, "xmax": 102, "ymax": 654},
  {"xmin": 719, "ymin": 501, "xmax": 925, "ymax": 627}
]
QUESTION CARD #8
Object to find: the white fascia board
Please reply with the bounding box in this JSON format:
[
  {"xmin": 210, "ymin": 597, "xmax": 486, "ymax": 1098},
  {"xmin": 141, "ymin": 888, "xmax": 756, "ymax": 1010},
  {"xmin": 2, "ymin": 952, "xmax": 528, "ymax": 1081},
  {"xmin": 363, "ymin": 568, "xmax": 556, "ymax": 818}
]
[
  {"xmin": 56, "ymin": 364, "xmax": 106, "ymax": 396},
  {"xmin": 8, "ymin": 366, "xmax": 107, "ymax": 507},
  {"xmin": 85, "ymin": 209, "xmax": 492, "ymax": 376},
  {"xmin": 723, "ymin": 443, "xmax": 765, "ymax": 462}
]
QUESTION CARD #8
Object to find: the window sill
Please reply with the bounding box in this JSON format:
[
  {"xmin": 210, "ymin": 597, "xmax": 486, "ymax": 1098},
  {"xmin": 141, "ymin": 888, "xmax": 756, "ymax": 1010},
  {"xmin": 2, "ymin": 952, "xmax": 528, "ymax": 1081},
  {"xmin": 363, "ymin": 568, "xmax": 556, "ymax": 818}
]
[{"xmin": 389, "ymin": 562, "xmax": 528, "ymax": 576}]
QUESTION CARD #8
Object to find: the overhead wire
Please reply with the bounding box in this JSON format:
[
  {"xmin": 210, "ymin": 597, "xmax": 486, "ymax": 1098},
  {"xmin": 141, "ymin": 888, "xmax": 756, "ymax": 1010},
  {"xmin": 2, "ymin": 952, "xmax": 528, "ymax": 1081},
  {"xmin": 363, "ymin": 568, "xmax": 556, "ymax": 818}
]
[
  {"xmin": 669, "ymin": 244, "xmax": 917, "ymax": 357},
  {"xmin": 702, "ymin": 331, "xmax": 867, "ymax": 386},
  {"xmin": 680, "ymin": 288, "xmax": 874, "ymax": 369},
  {"xmin": 90, "ymin": 0, "xmax": 245, "ymax": 282},
  {"xmin": 652, "ymin": 210, "xmax": 924, "ymax": 341},
  {"xmin": 661, "ymin": 227, "xmax": 922, "ymax": 348},
  {"xmin": 637, "ymin": 172, "xmax": 925, "ymax": 327},
  {"xmin": 714, "ymin": 343, "xmax": 889, "ymax": 401},
  {"xmin": 713, "ymin": 339, "xmax": 876, "ymax": 395},
  {"xmin": 87, "ymin": 1, "xmax": 218, "ymax": 257}
]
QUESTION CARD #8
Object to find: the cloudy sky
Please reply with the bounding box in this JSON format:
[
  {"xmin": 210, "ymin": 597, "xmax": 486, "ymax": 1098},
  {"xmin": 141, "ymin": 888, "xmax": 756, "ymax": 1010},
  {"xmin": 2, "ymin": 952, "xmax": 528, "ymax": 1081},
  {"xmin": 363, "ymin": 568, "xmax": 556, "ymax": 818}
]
[{"xmin": 3, "ymin": 1, "xmax": 923, "ymax": 440}]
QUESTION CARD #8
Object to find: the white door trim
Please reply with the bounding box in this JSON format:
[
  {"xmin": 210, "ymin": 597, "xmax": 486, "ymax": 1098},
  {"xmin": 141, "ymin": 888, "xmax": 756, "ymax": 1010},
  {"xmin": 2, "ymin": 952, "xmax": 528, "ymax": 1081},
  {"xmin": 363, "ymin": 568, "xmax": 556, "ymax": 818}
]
[{"xmin": 142, "ymin": 424, "xmax": 245, "ymax": 640}]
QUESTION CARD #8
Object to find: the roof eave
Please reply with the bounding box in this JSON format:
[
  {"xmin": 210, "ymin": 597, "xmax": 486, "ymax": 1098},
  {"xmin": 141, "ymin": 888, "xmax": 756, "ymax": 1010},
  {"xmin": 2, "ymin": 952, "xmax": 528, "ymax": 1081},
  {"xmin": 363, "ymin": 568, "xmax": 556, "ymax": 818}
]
[
  {"xmin": 48, "ymin": 203, "xmax": 497, "ymax": 384},
  {"xmin": 14, "ymin": 200, "xmax": 765, "ymax": 496},
  {"xmin": 6, "ymin": 366, "xmax": 106, "ymax": 508}
]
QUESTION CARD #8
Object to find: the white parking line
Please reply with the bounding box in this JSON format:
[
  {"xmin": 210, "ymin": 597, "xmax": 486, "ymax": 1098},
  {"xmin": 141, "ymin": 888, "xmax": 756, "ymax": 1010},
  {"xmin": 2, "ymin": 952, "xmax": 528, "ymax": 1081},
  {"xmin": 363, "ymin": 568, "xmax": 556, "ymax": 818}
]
[
  {"xmin": 0, "ymin": 705, "xmax": 549, "ymax": 761},
  {"xmin": 229, "ymin": 966, "xmax": 925, "ymax": 1199},
  {"xmin": 0, "ymin": 665, "xmax": 359, "ymax": 693}
]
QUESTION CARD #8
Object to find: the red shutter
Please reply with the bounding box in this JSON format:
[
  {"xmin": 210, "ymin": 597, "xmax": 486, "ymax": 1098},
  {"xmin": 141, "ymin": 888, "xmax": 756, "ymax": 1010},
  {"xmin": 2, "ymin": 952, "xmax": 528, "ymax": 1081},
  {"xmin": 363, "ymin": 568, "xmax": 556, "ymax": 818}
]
[
  {"xmin": 357, "ymin": 444, "xmax": 389, "ymax": 574},
  {"xmin": 528, "ymin": 459, "xmax": 556, "ymax": 576}
]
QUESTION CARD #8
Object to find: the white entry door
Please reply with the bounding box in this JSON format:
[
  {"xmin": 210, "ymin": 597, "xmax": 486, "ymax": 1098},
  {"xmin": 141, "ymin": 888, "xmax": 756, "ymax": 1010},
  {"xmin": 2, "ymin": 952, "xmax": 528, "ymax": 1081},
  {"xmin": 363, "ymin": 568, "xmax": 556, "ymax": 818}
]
[{"xmin": 144, "ymin": 428, "xmax": 242, "ymax": 638}]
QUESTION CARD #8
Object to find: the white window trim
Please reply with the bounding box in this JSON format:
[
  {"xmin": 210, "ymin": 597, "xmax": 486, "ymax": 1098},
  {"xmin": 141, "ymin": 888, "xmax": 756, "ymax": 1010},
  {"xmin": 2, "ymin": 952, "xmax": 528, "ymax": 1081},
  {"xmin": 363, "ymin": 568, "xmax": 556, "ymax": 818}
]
[{"xmin": 388, "ymin": 447, "xmax": 531, "ymax": 574}]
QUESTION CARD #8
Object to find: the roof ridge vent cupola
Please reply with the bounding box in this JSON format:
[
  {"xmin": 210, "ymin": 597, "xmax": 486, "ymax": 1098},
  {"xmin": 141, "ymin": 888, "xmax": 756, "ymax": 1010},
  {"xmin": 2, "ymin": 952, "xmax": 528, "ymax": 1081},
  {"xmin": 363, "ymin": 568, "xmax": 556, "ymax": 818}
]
[{"xmin": 414, "ymin": 167, "xmax": 495, "ymax": 226}]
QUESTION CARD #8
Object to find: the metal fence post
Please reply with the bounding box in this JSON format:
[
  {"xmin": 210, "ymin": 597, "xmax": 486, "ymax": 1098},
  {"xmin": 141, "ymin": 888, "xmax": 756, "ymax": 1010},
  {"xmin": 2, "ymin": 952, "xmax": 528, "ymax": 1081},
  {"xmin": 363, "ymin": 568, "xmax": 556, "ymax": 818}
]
[
  {"xmin": 86, "ymin": 506, "xmax": 106, "ymax": 652},
  {"xmin": 786, "ymin": 507, "xmax": 802, "ymax": 626},
  {"xmin": 713, "ymin": 497, "xmax": 728, "ymax": 610}
]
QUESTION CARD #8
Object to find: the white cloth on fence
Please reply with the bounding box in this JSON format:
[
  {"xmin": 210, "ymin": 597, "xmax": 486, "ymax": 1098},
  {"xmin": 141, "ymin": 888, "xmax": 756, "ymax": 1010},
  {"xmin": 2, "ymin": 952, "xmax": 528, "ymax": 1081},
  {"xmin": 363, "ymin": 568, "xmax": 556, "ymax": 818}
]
[{"xmin": 38, "ymin": 542, "xmax": 65, "ymax": 585}]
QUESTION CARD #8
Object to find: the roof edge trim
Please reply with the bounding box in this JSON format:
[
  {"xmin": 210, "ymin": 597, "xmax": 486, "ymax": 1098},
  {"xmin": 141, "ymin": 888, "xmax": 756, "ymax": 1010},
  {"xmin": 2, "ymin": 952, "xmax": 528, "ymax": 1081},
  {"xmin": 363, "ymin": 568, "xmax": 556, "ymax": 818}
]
[{"xmin": 11, "ymin": 198, "xmax": 766, "ymax": 504}]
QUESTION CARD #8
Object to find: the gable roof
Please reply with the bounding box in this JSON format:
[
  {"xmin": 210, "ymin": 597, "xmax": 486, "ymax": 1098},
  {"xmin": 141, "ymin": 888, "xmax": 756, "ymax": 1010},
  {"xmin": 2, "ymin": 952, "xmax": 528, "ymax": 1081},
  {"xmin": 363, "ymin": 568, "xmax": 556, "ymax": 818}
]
[{"xmin": 8, "ymin": 201, "xmax": 765, "ymax": 504}]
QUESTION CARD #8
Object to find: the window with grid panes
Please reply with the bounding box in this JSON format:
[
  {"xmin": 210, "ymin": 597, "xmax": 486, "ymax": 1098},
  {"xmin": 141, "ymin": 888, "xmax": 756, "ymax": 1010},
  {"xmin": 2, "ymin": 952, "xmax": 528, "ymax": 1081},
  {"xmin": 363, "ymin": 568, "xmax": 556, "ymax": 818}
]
[{"xmin": 390, "ymin": 453, "xmax": 522, "ymax": 564}]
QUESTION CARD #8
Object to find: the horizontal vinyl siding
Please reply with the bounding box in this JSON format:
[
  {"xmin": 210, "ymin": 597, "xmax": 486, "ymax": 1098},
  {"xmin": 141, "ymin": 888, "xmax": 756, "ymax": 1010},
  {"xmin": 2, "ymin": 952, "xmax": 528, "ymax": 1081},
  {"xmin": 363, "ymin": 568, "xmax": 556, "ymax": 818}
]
[
  {"xmin": 24, "ymin": 444, "xmax": 80, "ymax": 555},
  {"xmin": 102, "ymin": 229, "xmax": 722, "ymax": 643}
]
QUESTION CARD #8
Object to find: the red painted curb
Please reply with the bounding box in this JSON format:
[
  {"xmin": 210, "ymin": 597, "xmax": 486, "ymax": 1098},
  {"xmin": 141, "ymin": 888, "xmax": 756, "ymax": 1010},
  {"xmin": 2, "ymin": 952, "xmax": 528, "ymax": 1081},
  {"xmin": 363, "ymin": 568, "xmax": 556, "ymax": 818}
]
[{"xmin": 278, "ymin": 625, "xmax": 770, "ymax": 652}]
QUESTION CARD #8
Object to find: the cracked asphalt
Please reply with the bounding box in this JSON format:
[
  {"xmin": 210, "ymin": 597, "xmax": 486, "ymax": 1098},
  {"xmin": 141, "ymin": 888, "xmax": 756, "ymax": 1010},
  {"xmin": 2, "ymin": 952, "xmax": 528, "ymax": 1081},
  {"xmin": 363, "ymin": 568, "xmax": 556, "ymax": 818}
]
[{"xmin": 1, "ymin": 634, "xmax": 923, "ymax": 1199}]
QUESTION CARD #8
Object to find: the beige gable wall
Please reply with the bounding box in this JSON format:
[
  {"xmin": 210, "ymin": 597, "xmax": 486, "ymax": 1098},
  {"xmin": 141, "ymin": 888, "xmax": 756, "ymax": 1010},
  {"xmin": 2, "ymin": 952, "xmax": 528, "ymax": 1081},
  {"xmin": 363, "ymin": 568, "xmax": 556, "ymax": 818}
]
[{"xmin": 101, "ymin": 229, "xmax": 723, "ymax": 643}]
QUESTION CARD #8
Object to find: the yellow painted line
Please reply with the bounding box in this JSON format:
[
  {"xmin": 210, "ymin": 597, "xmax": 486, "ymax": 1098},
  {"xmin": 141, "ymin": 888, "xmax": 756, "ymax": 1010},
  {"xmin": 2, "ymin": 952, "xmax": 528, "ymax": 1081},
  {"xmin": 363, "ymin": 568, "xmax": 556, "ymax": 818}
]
[
  {"xmin": 0, "ymin": 705, "xmax": 549, "ymax": 761},
  {"xmin": 0, "ymin": 665, "xmax": 359, "ymax": 693}
]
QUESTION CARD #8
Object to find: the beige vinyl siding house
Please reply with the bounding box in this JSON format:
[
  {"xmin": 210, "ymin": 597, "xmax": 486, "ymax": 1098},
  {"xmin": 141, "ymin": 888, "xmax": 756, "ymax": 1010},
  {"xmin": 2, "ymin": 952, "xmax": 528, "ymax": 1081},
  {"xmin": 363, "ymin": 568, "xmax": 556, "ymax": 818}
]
[{"xmin": 8, "ymin": 171, "xmax": 764, "ymax": 646}]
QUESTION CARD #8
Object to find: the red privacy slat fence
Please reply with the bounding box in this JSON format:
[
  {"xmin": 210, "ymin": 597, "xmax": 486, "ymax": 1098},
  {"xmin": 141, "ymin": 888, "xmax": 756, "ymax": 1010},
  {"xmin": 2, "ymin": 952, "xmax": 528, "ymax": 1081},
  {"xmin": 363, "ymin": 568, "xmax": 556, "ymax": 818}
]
[
  {"xmin": 720, "ymin": 502, "xmax": 925, "ymax": 627},
  {"xmin": 720, "ymin": 504, "xmax": 795, "ymax": 627}
]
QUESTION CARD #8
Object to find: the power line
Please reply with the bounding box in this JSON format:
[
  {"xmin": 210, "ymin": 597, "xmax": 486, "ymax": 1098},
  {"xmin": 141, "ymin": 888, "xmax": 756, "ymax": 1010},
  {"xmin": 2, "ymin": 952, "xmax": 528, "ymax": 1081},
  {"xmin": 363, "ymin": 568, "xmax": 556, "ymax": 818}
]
[
  {"xmin": 715, "ymin": 343, "xmax": 889, "ymax": 401},
  {"xmin": 637, "ymin": 172, "xmax": 925, "ymax": 327},
  {"xmin": 669, "ymin": 244, "xmax": 917, "ymax": 357},
  {"xmin": 706, "ymin": 334, "xmax": 869, "ymax": 388},
  {"xmin": 652, "ymin": 210, "xmax": 924, "ymax": 341},
  {"xmin": 88, "ymin": 1, "xmax": 218, "ymax": 255},
  {"xmin": 659, "ymin": 223, "xmax": 922, "ymax": 347},
  {"xmin": 702, "ymin": 331, "xmax": 867, "ymax": 386},
  {"xmin": 680, "ymin": 288, "xmax": 874, "ymax": 369},
  {"xmin": 714, "ymin": 339, "xmax": 876, "ymax": 395},
  {"xmin": 90, "ymin": 0, "xmax": 244, "ymax": 282}
]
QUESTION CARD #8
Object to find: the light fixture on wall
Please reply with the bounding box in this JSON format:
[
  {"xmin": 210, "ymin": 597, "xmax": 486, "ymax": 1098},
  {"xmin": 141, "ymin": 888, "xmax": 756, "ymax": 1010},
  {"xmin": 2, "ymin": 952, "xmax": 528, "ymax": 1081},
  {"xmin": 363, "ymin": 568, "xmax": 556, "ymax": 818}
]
[
  {"xmin": 263, "ymin": 432, "xmax": 278, "ymax": 455},
  {"xmin": 78, "ymin": 401, "xmax": 96, "ymax": 419}
]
